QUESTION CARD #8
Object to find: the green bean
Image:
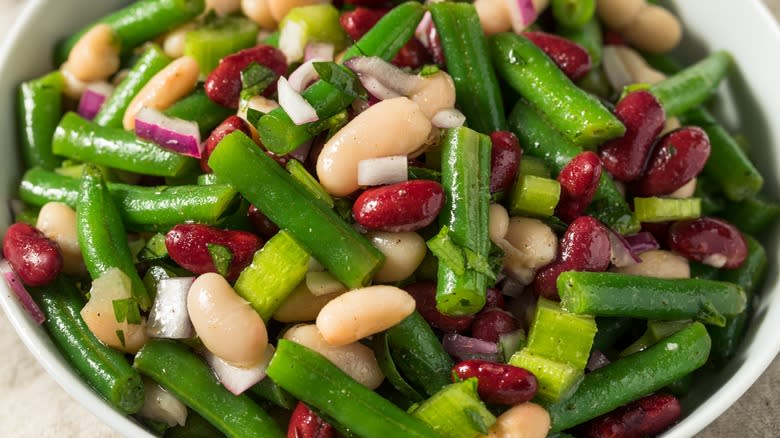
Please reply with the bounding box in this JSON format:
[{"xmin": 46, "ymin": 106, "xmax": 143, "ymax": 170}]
[
  {"xmin": 164, "ymin": 410, "xmax": 225, "ymax": 438},
  {"xmin": 429, "ymin": 2, "xmax": 506, "ymax": 134},
  {"xmin": 551, "ymin": 0, "xmax": 596, "ymax": 30},
  {"xmin": 94, "ymin": 44, "xmax": 171, "ymax": 128},
  {"xmin": 249, "ymin": 379, "xmax": 296, "ymax": 410},
  {"xmin": 649, "ymin": 51, "xmax": 733, "ymax": 117},
  {"xmin": 548, "ymin": 322, "xmax": 711, "ymax": 432},
  {"xmin": 558, "ymin": 16, "xmax": 603, "ymax": 66},
  {"xmin": 134, "ymin": 340, "xmax": 284, "ymax": 438},
  {"xmin": 341, "ymin": 2, "xmax": 426, "ymax": 62},
  {"xmin": 590, "ymin": 317, "xmax": 637, "ymax": 352},
  {"xmin": 17, "ymin": 71, "xmax": 64, "ymax": 170},
  {"xmin": 33, "ymin": 276, "xmax": 144, "ymax": 414},
  {"xmin": 164, "ymin": 88, "xmax": 234, "ymax": 138},
  {"xmin": 719, "ymin": 195, "xmax": 780, "ymax": 235},
  {"xmin": 491, "ymin": 33, "xmax": 625, "ymax": 148}
]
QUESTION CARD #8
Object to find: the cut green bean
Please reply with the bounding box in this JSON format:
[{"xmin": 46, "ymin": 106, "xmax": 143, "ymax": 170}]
[
  {"xmin": 134, "ymin": 340, "xmax": 283, "ymax": 438},
  {"xmin": 591, "ymin": 317, "xmax": 637, "ymax": 352},
  {"xmin": 649, "ymin": 51, "xmax": 733, "ymax": 117},
  {"xmin": 430, "ymin": 2, "xmax": 506, "ymax": 134},
  {"xmin": 491, "ymin": 33, "xmax": 625, "ymax": 148},
  {"xmin": 633, "ymin": 197, "xmax": 701, "ymax": 223},
  {"xmin": 249, "ymin": 378, "xmax": 296, "ymax": 410},
  {"xmin": 164, "ymin": 88, "xmax": 234, "ymax": 137},
  {"xmin": 411, "ymin": 379, "xmax": 496, "ymax": 438},
  {"xmin": 558, "ymin": 16, "xmax": 602, "ymax": 66},
  {"xmin": 17, "ymin": 71, "xmax": 64, "ymax": 170},
  {"xmin": 558, "ymin": 271, "xmax": 746, "ymax": 326},
  {"xmin": 620, "ymin": 320, "xmax": 691, "ymax": 357},
  {"xmin": 720, "ymin": 195, "xmax": 780, "ymax": 236},
  {"xmin": 286, "ymin": 159, "xmax": 334, "ymax": 208},
  {"xmin": 341, "ymin": 2, "xmax": 425, "ymax": 62},
  {"xmin": 551, "ymin": 0, "xmax": 596, "ymax": 30}
]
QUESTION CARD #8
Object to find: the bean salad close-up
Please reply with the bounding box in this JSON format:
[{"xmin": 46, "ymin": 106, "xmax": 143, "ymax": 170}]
[{"xmin": 1, "ymin": 0, "xmax": 779, "ymax": 437}]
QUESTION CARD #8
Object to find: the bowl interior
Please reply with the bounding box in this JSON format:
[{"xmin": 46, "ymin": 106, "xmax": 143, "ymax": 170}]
[{"xmin": 0, "ymin": 1, "xmax": 778, "ymax": 437}]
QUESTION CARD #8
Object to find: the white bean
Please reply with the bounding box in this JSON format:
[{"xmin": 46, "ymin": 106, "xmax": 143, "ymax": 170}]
[
  {"xmin": 622, "ymin": 5, "xmax": 682, "ymax": 54},
  {"xmin": 283, "ymin": 324, "xmax": 384, "ymax": 388},
  {"xmin": 501, "ymin": 217, "xmax": 558, "ymax": 285},
  {"xmin": 613, "ymin": 45, "xmax": 665, "ymax": 85},
  {"xmin": 662, "ymin": 116, "xmax": 681, "ymax": 135},
  {"xmin": 205, "ymin": 0, "xmax": 242, "ymax": 16},
  {"xmin": 242, "ymin": 0, "xmax": 277, "ymax": 29},
  {"xmin": 369, "ymin": 231, "xmax": 427, "ymax": 283},
  {"xmin": 668, "ymin": 177, "xmax": 697, "ymax": 199},
  {"xmin": 60, "ymin": 66, "xmax": 88, "ymax": 100},
  {"xmin": 489, "ymin": 203, "xmax": 510, "ymax": 244},
  {"xmin": 597, "ymin": 0, "xmax": 645, "ymax": 30},
  {"xmin": 273, "ymin": 281, "xmax": 343, "ymax": 322},
  {"xmin": 474, "ymin": 0, "xmax": 512, "ymax": 35},
  {"xmin": 123, "ymin": 56, "xmax": 200, "ymax": 130},
  {"xmin": 408, "ymin": 71, "xmax": 457, "ymax": 120},
  {"xmin": 268, "ymin": 0, "xmax": 327, "ymax": 23},
  {"xmin": 63, "ymin": 24, "xmax": 120, "ymax": 82},
  {"xmin": 612, "ymin": 249, "xmax": 690, "ymax": 279},
  {"xmin": 36, "ymin": 202, "xmax": 85, "ymax": 275},
  {"xmin": 316, "ymin": 97, "xmax": 433, "ymax": 197},
  {"xmin": 483, "ymin": 402, "xmax": 550, "ymax": 438},
  {"xmin": 162, "ymin": 23, "xmax": 196, "ymax": 59},
  {"xmin": 187, "ymin": 273, "xmax": 268, "ymax": 367},
  {"xmin": 316, "ymin": 285, "xmax": 416, "ymax": 346}
]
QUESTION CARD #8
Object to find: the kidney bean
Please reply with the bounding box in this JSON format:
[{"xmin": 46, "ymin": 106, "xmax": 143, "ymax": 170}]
[
  {"xmin": 344, "ymin": 0, "xmax": 393, "ymax": 7},
  {"xmin": 353, "ymin": 180, "xmax": 444, "ymax": 232},
  {"xmin": 287, "ymin": 402, "xmax": 336, "ymax": 438},
  {"xmin": 405, "ymin": 281, "xmax": 473, "ymax": 333},
  {"xmin": 523, "ymin": 31, "xmax": 592, "ymax": 81},
  {"xmin": 485, "ymin": 287, "xmax": 505, "ymax": 309},
  {"xmin": 489, "ymin": 131, "xmax": 522, "ymax": 195},
  {"xmin": 641, "ymin": 221, "xmax": 671, "ymax": 247},
  {"xmin": 603, "ymin": 30, "xmax": 627, "ymax": 46},
  {"xmin": 339, "ymin": 8, "xmax": 387, "ymax": 41},
  {"xmin": 452, "ymin": 359, "xmax": 538, "ymax": 405},
  {"xmin": 631, "ymin": 127, "xmax": 711, "ymax": 196},
  {"xmin": 392, "ymin": 37, "xmax": 432, "ymax": 69},
  {"xmin": 165, "ymin": 224, "xmax": 263, "ymax": 281},
  {"xmin": 667, "ymin": 217, "xmax": 747, "ymax": 269},
  {"xmin": 532, "ymin": 216, "xmax": 611, "ymax": 300},
  {"xmin": 556, "ymin": 151, "xmax": 602, "ymax": 223},
  {"xmin": 200, "ymin": 116, "xmax": 255, "ymax": 172},
  {"xmin": 204, "ymin": 45, "xmax": 287, "ymax": 109},
  {"xmin": 579, "ymin": 393, "xmax": 681, "ymax": 438},
  {"xmin": 339, "ymin": 8, "xmax": 429, "ymax": 69},
  {"xmin": 247, "ymin": 204, "xmax": 280, "ymax": 240},
  {"xmin": 2, "ymin": 223, "xmax": 62, "ymax": 286},
  {"xmin": 471, "ymin": 308, "xmax": 519, "ymax": 343},
  {"xmin": 598, "ymin": 90, "xmax": 666, "ymax": 182}
]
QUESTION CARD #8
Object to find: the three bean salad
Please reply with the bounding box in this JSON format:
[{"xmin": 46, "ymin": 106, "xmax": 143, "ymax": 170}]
[{"xmin": 3, "ymin": 0, "xmax": 778, "ymax": 436}]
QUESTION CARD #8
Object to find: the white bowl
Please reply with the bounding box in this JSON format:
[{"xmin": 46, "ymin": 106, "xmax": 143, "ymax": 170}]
[{"xmin": 0, "ymin": 0, "xmax": 778, "ymax": 437}]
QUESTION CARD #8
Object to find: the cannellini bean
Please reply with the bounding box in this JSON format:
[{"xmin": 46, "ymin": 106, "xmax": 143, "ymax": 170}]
[
  {"xmin": 273, "ymin": 281, "xmax": 343, "ymax": 322},
  {"xmin": 316, "ymin": 97, "xmax": 433, "ymax": 197},
  {"xmin": 489, "ymin": 203, "xmax": 510, "ymax": 244},
  {"xmin": 123, "ymin": 56, "xmax": 200, "ymax": 130},
  {"xmin": 162, "ymin": 23, "xmax": 196, "ymax": 59},
  {"xmin": 597, "ymin": 0, "xmax": 645, "ymax": 30},
  {"xmin": 501, "ymin": 217, "xmax": 558, "ymax": 284},
  {"xmin": 408, "ymin": 71, "xmax": 457, "ymax": 120},
  {"xmin": 612, "ymin": 45, "xmax": 665, "ymax": 85},
  {"xmin": 474, "ymin": 0, "xmax": 512, "ymax": 35},
  {"xmin": 369, "ymin": 231, "xmax": 427, "ymax": 283},
  {"xmin": 36, "ymin": 202, "xmax": 86, "ymax": 275},
  {"xmin": 268, "ymin": 0, "xmax": 327, "ymax": 23},
  {"xmin": 622, "ymin": 5, "xmax": 682, "ymax": 54},
  {"xmin": 205, "ymin": 0, "xmax": 242, "ymax": 16},
  {"xmin": 668, "ymin": 177, "xmax": 697, "ymax": 199},
  {"xmin": 62, "ymin": 24, "xmax": 120, "ymax": 83},
  {"xmin": 482, "ymin": 402, "xmax": 550, "ymax": 438},
  {"xmin": 316, "ymin": 285, "xmax": 416, "ymax": 346},
  {"xmin": 60, "ymin": 66, "xmax": 88, "ymax": 100},
  {"xmin": 283, "ymin": 324, "xmax": 384, "ymax": 388},
  {"xmin": 187, "ymin": 273, "xmax": 268, "ymax": 367},
  {"xmin": 242, "ymin": 0, "xmax": 277, "ymax": 29},
  {"xmin": 612, "ymin": 249, "xmax": 690, "ymax": 279}
]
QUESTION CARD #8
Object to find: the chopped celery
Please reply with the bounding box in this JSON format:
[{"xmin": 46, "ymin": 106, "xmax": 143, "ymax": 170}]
[
  {"xmin": 508, "ymin": 349, "xmax": 583, "ymax": 403},
  {"xmin": 633, "ymin": 197, "xmax": 701, "ymax": 223},
  {"xmin": 509, "ymin": 174, "xmax": 561, "ymax": 217},
  {"xmin": 526, "ymin": 298, "xmax": 597, "ymax": 370},
  {"xmin": 620, "ymin": 320, "xmax": 691, "ymax": 357},
  {"xmin": 184, "ymin": 15, "xmax": 259, "ymax": 74},
  {"xmin": 279, "ymin": 4, "xmax": 349, "ymax": 62},
  {"xmin": 411, "ymin": 378, "xmax": 495, "ymax": 438}
]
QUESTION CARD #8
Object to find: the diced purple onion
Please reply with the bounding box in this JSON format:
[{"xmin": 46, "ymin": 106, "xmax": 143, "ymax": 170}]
[
  {"xmin": 0, "ymin": 260, "xmax": 45, "ymax": 325},
  {"xmin": 146, "ymin": 277, "xmax": 194, "ymax": 339},
  {"xmin": 205, "ymin": 344, "xmax": 275, "ymax": 395},
  {"xmin": 608, "ymin": 228, "xmax": 642, "ymax": 268},
  {"xmin": 442, "ymin": 333, "xmax": 502, "ymax": 362},
  {"xmin": 357, "ymin": 75, "xmax": 402, "ymax": 101},
  {"xmin": 624, "ymin": 231, "xmax": 661, "ymax": 255},
  {"xmin": 357, "ymin": 155, "xmax": 409, "ymax": 187},
  {"xmin": 277, "ymin": 76, "xmax": 319, "ymax": 125},
  {"xmin": 77, "ymin": 81, "xmax": 114, "ymax": 121},
  {"xmin": 344, "ymin": 56, "xmax": 422, "ymax": 97},
  {"xmin": 414, "ymin": 11, "xmax": 434, "ymax": 49},
  {"xmin": 508, "ymin": 0, "xmax": 538, "ymax": 33},
  {"xmin": 602, "ymin": 46, "xmax": 634, "ymax": 92},
  {"xmin": 586, "ymin": 349, "xmax": 611, "ymax": 372},
  {"xmin": 288, "ymin": 61, "xmax": 320, "ymax": 93},
  {"xmin": 498, "ymin": 329, "xmax": 526, "ymax": 362},
  {"xmin": 135, "ymin": 107, "xmax": 202, "ymax": 158},
  {"xmin": 288, "ymin": 139, "xmax": 312, "ymax": 163},
  {"xmin": 431, "ymin": 108, "xmax": 466, "ymax": 128},
  {"xmin": 304, "ymin": 42, "xmax": 335, "ymax": 62}
]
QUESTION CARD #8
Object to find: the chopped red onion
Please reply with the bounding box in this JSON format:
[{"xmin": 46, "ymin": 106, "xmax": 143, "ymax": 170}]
[
  {"xmin": 304, "ymin": 42, "xmax": 335, "ymax": 62},
  {"xmin": 442, "ymin": 333, "xmax": 502, "ymax": 362},
  {"xmin": 279, "ymin": 20, "xmax": 306, "ymax": 63},
  {"xmin": 277, "ymin": 76, "xmax": 319, "ymax": 125},
  {"xmin": 344, "ymin": 56, "xmax": 422, "ymax": 97},
  {"xmin": 78, "ymin": 81, "xmax": 114, "ymax": 121},
  {"xmin": 602, "ymin": 46, "xmax": 634, "ymax": 92},
  {"xmin": 0, "ymin": 260, "xmax": 45, "ymax": 325},
  {"xmin": 357, "ymin": 155, "xmax": 409, "ymax": 187},
  {"xmin": 608, "ymin": 228, "xmax": 642, "ymax": 267},
  {"xmin": 240, "ymin": 96, "xmax": 280, "ymax": 121},
  {"xmin": 431, "ymin": 108, "xmax": 466, "ymax": 128},
  {"xmin": 289, "ymin": 139, "xmax": 312, "ymax": 163},
  {"xmin": 206, "ymin": 344, "xmax": 275, "ymax": 395},
  {"xmin": 357, "ymin": 74, "xmax": 402, "ymax": 101},
  {"xmin": 508, "ymin": 0, "xmax": 538, "ymax": 34},
  {"xmin": 288, "ymin": 61, "xmax": 320, "ymax": 93},
  {"xmin": 586, "ymin": 349, "xmax": 611, "ymax": 372},
  {"xmin": 146, "ymin": 277, "xmax": 194, "ymax": 339},
  {"xmin": 624, "ymin": 231, "xmax": 661, "ymax": 255},
  {"xmin": 135, "ymin": 107, "xmax": 202, "ymax": 158},
  {"xmin": 498, "ymin": 329, "xmax": 526, "ymax": 362},
  {"xmin": 415, "ymin": 11, "xmax": 434, "ymax": 49}
]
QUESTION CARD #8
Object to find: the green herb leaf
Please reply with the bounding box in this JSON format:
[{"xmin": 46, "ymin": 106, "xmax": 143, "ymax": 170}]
[
  {"xmin": 313, "ymin": 62, "xmax": 367, "ymax": 99},
  {"xmin": 138, "ymin": 233, "xmax": 169, "ymax": 261},
  {"xmin": 463, "ymin": 247, "xmax": 496, "ymax": 282},
  {"xmin": 240, "ymin": 62, "xmax": 276, "ymax": 98},
  {"xmin": 420, "ymin": 65, "xmax": 440, "ymax": 77},
  {"xmin": 115, "ymin": 330, "xmax": 126, "ymax": 348},
  {"xmin": 207, "ymin": 243, "xmax": 234, "ymax": 278},
  {"xmin": 427, "ymin": 226, "xmax": 466, "ymax": 276},
  {"xmin": 698, "ymin": 301, "xmax": 726, "ymax": 327},
  {"xmin": 112, "ymin": 298, "xmax": 142, "ymax": 324},
  {"xmin": 407, "ymin": 167, "xmax": 441, "ymax": 182}
]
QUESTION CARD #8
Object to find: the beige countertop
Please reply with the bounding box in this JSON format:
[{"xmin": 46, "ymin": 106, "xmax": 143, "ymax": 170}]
[{"xmin": 1, "ymin": 1, "xmax": 779, "ymax": 437}]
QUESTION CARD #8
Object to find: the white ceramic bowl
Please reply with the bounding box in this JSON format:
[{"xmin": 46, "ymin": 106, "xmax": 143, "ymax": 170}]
[{"xmin": 0, "ymin": 1, "xmax": 778, "ymax": 437}]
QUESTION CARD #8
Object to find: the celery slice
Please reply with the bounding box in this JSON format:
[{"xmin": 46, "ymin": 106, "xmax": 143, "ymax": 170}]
[
  {"xmin": 633, "ymin": 197, "xmax": 701, "ymax": 223},
  {"xmin": 509, "ymin": 174, "xmax": 561, "ymax": 217},
  {"xmin": 509, "ymin": 349, "xmax": 583, "ymax": 403},
  {"xmin": 411, "ymin": 379, "xmax": 495, "ymax": 438},
  {"xmin": 526, "ymin": 298, "xmax": 597, "ymax": 370}
]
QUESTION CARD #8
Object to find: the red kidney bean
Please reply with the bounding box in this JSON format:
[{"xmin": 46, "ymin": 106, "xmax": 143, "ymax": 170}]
[
  {"xmin": 405, "ymin": 281, "xmax": 473, "ymax": 333},
  {"xmin": 641, "ymin": 221, "xmax": 672, "ymax": 248},
  {"xmin": 339, "ymin": 8, "xmax": 387, "ymax": 41},
  {"xmin": 485, "ymin": 287, "xmax": 505, "ymax": 309},
  {"xmin": 523, "ymin": 31, "xmax": 592, "ymax": 81},
  {"xmin": 2, "ymin": 223, "xmax": 62, "ymax": 286},
  {"xmin": 471, "ymin": 308, "xmax": 519, "ymax": 343},
  {"xmin": 603, "ymin": 31, "xmax": 627, "ymax": 46},
  {"xmin": 579, "ymin": 393, "xmax": 681, "ymax": 438},
  {"xmin": 489, "ymin": 131, "xmax": 522, "ymax": 195},
  {"xmin": 452, "ymin": 359, "xmax": 538, "ymax": 405},
  {"xmin": 200, "ymin": 116, "xmax": 255, "ymax": 172},
  {"xmin": 598, "ymin": 90, "xmax": 666, "ymax": 182},
  {"xmin": 631, "ymin": 127, "xmax": 711, "ymax": 196},
  {"xmin": 204, "ymin": 45, "xmax": 287, "ymax": 109},
  {"xmin": 353, "ymin": 180, "xmax": 444, "ymax": 232},
  {"xmin": 556, "ymin": 151, "xmax": 602, "ymax": 223},
  {"xmin": 345, "ymin": 0, "xmax": 393, "ymax": 7},
  {"xmin": 247, "ymin": 204, "xmax": 280, "ymax": 241},
  {"xmin": 392, "ymin": 37, "xmax": 432, "ymax": 69},
  {"xmin": 532, "ymin": 216, "xmax": 611, "ymax": 300},
  {"xmin": 667, "ymin": 217, "xmax": 747, "ymax": 269},
  {"xmin": 165, "ymin": 224, "xmax": 263, "ymax": 281},
  {"xmin": 287, "ymin": 401, "xmax": 336, "ymax": 438}
]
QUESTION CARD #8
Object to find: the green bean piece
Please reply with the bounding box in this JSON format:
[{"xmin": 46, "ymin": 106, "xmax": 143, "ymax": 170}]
[
  {"xmin": 184, "ymin": 15, "xmax": 259, "ymax": 75},
  {"xmin": 77, "ymin": 165, "xmax": 151, "ymax": 310},
  {"xmin": 94, "ymin": 44, "xmax": 171, "ymax": 128},
  {"xmin": 258, "ymin": 2, "xmax": 424, "ymax": 154},
  {"xmin": 491, "ymin": 33, "xmax": 625, "ymax": 149},
  {"xmin": 548, "ymin": 322, "xmax": 711, "ymax": 432},
  {"xmin": 558, "ymin": 16, "xmax": 602, "ymax": 66},
  {"xmin": 55, "ymin": 0, "xmax": 205, "ymax": 64},
  {"xmin": 590, "ymin": 317, "xmax": 637, "ymax": 352},
  {"xmin": 649, "ymin": 51, "xmax": 733, "ymax": 117},
  {"xmin": 164, "ymin": 410, "xmax": 225, "ymax": 438},
  {"xmin": 551, "ymin": 0, "xmax": 596, "ymax": 29},
  {"xmin": 20, "ymin": 168, "xmax": 238, "ymax": 232},
  {"xmin": 720, "ymin": 195, "xmax": 780, "ymax": 235},
  {"xmin": 52, "ymin": 112, "xmax": 198, "ymax": 177},
  {"xmin": 266, "ymin": 340, "xmax": 439, "ymax": 438},
  {"xmin": 249, "ymin": 378, "xmax": 296, "ymax": 410},
  {"xmin": 508, "ymin": 99, "xmax": 639, "ymax": 234},
  {"xmin": 680, "ymin": 107, "xmax": 763, "ymax": 201},
  {"xmin": 164, "ymin": 88, "xmax": 234, "ymax": 137},
  {"xmin": 134, "ymin": 340, "xmax": 284, "ymax": 438},
  {"xmin": 429, "ymin": 3, "xmax": 506, "ymax": 134},
  {"xmin": 558, "ymin": 271, "xmax": 746, "ymax": 326},
  {"xmin": 33, "ymin": 276, "xmax": 144, "ymax": 414},
  {"xmin": 209, "ymin": 131, "xmax": 384, "ymax": 289},
  {"xmin": 436, "ymin": 127, "xmax": 492, "ymax": 316},
  {"xmin": 18, "ymin": 71, "xmax": 64, "ymax": 170}
]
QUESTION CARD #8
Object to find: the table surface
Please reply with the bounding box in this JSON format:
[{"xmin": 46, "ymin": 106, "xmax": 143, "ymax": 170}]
[{"xmin": 1, "ymin": 1, "xmax": 779, "ymax": 437}]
